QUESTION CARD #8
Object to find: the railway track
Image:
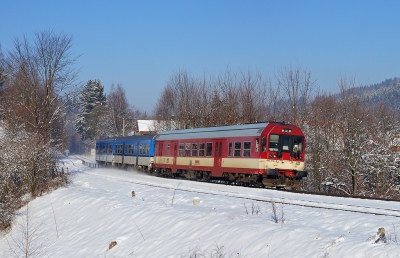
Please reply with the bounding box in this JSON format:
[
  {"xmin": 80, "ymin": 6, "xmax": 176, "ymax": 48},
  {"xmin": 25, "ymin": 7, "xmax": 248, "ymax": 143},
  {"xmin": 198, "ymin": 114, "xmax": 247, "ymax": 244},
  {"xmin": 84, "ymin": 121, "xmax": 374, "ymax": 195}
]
[
  {"xmin": 85, "ymin": 168, "xmax": 400, "ymax": 218},
  {"xmin": 74, "ymin": 156, "xmax": 400, "ymax": 217}
]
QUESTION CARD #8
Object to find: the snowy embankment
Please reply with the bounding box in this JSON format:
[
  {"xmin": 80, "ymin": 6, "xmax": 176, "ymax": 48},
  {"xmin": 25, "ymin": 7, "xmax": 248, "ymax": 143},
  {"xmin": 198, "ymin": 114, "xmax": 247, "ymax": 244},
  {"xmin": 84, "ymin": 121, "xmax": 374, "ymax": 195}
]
[{"xmin": 0, "ymin": 156, "xmax": 399, "ymax": 257}]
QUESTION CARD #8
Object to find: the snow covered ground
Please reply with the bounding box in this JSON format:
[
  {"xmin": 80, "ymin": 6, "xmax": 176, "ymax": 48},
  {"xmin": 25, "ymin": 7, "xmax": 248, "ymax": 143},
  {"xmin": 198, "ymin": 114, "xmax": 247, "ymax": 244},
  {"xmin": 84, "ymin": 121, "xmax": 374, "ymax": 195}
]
[{"xmin": 0, "ymin": 156, "xmax": 399, "ymax": 257}]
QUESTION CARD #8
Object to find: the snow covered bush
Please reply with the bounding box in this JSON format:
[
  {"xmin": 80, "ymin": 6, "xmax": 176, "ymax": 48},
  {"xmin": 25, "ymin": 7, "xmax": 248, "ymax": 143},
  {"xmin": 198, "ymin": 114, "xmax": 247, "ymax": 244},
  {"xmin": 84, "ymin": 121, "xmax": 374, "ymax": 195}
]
[{"xmin": 0, "ymin": 127, "xmax": 68, "ymax": 231}]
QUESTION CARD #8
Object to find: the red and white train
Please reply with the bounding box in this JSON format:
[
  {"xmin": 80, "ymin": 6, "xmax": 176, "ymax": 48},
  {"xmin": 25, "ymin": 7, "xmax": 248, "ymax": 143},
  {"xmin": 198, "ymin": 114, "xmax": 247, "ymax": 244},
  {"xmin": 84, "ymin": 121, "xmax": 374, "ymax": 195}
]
[{"xmin": 152, "ymin": 122, "xmax": 307, "ymax": 188}]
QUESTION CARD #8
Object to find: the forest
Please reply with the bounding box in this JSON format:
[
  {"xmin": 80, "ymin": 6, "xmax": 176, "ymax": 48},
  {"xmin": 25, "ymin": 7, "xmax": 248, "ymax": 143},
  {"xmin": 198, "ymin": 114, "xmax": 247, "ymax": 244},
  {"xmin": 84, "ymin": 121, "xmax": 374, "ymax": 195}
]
[{"xmin": 0, "ymin": 31, "xmax": 399, "ymax": 231}]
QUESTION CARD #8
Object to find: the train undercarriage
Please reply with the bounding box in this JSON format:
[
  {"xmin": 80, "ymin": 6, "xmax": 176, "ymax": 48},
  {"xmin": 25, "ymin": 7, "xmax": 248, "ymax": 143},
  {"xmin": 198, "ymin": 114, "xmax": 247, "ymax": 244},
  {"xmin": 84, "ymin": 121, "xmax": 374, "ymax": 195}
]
[
  {"xmin": 96, "ymin": 160, "xmax": 305, "ymax": 189},
  {"xmin": 151, "ymin": 167, "xmax": 303, "ymax": 189}
]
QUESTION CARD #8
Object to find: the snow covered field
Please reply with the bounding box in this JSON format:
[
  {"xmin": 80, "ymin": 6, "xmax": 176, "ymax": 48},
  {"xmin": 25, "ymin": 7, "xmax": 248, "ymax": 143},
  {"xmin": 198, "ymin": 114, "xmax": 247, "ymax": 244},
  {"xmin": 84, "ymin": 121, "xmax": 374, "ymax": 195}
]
[{"xmin": 0, "ymin": 156, "xmax": 399, "ymax": 257}]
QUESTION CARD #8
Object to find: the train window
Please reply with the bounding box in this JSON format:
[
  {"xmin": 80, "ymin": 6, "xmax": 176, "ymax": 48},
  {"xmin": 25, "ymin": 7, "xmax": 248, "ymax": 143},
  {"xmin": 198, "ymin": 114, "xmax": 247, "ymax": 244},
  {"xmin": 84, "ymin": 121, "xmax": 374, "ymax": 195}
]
[
  {"xmin": 269, "ymin": 135, "xmax": 279, "ymax": 152},
  {"xmin": 282, "ymin": 136, "xmax": 290, "ymax": 152},
  {"xmin": 243, "ymin": 141, "xmax": 251, "ymax": 157},
  {"xmin": 185, "ymin": 143, "xmax": 191, "ymax": 156},
  {"xmin": 234, "ymin": 142, "xmax": 241, "ymax": 157},
  {"xmin": 102, "ymin": 145, "xmax": 105, "ymax": 153},
  {"xmin": 166, "ymin": 143, "xmax": 170, "ymax": 156},
  {"xmin": 255, "ymin": 139, "xmax": 259, "ymax": 153},
  {"xmin": 96, "ymin": 146, "xmax": 99, "ymax": 154},
  {"xmin": 140, "ymin": 144, "xmax": 149, "ymax": 155},
  {"xmin": 179, "ymin": 143, "xmax": 184, "ymax": 156},
  {"xmin": 206, "ymin": 142, "xmax": 212, "ymax": 157},
  {"xmin": 293, "ymin": 136, "xmax": 303, "ymax": 153},
  {"xmin": 174, "ymin": 144, "xmax": 177, "ymax": 156},
  {"xmin": 192, "ymin": 143, "xmax": 198, "ymax": 156},
  {"xmin": 116, "ymin": 144, "xmax": 123, "ymax": 154},
  {"xmin": 262, "ymin": 137, "xmax": 266, "ymax": 152},
  {"xmin": 228, "ymin": 142, "xmax": 233, "ymax": 157},
  {"xmin": 199, "ymin": 143, "xmax": 205, "ymax": 156},
  {"xmin": 107, "ymin": 145, "xmax": 112, "ymax": 154},
  {"xmin": 126, "ymin": 144, "xmax": 133, "ymax": 154}
]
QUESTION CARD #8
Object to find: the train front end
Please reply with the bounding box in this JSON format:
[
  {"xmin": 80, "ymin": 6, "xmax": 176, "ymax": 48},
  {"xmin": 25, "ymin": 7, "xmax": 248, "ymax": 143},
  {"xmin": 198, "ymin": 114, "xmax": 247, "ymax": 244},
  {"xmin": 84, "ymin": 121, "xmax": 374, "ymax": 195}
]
[{"xmin": 260, "ymin": 123, "xmax": 308, "ymax": 188}]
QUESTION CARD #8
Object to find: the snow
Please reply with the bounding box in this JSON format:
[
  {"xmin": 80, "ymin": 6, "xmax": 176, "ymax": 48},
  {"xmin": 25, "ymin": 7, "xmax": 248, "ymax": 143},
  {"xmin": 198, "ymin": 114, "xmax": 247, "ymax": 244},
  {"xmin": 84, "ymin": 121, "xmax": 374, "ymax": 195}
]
[{"xmin": 0, "ymin": 156, "xmax": 399, "ymax": 257}]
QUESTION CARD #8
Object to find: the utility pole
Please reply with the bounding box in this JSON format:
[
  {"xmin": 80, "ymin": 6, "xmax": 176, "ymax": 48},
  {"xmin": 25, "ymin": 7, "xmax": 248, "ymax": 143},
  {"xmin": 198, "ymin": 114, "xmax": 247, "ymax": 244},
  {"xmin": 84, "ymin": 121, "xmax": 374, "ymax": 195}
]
[{"xmin": 122, "ymin": 118, "xmax": 125, "ymax": 136}]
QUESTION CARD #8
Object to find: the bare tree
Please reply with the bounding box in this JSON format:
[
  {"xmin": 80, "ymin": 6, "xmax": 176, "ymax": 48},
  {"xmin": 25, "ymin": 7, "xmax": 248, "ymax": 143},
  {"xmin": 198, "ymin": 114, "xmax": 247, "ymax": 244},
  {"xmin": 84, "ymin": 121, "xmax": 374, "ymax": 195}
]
[
  {"xmin": 0, "ymin": 44, "xmax": 5, "ymax": 100},
  {"xmin": 263, "ymin": 77, "xmax": 283, "ymax": 122},
  {"xmin": 107, "ymin": 84, "xmax": 136, "ymax": 136},
  {"xmin": 276, "ymin": 65, "xmax": 316, "ymax": 126},
  {"xmin": 154, "ymin": 70, "xmax": 200, "ymax": 129},
  {"xmin": 335, "ymin": 76, "xmax": 371, "ymax": 195},
  {"xmin": 3, "ymin": 30, "xmax": 80, "ymax": 146},
  {"xmin": 303, "ymin": 93, "xmax": 344, "ymax": 193},
  {"xmin": 1, "ymin": 30, "xmax": 78, "ymax": 197},
  {"xmin": 6, "ymin": 203, "xmax": 47, "ymax": 258},
  {"xmin": 358, "ymin": 104, "xmax": 400, "ymax": 198},
  {"xmin": 216, "ymin": 69, "xmax": 240, "ymax": 125},
  {"xmin": 237, "ymin": 69, "xmax": 268, "ymax": 123},
  {"xmin": 154, "ymin": 68, "xmax": 281, "ymax": 129},
  {"xmin": 154, "ymin": 84, "xmax": 179, "ymax": 131}
]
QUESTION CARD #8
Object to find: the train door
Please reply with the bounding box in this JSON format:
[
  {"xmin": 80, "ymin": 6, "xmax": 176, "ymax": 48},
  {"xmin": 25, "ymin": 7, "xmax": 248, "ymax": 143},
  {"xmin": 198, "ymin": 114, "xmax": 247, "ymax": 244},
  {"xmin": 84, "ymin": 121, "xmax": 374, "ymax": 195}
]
[
  {"xmin": 121, "ymin": 143, "xmax": 125, "ymax": 165},
  {"xmin": 213, "ymin": 139, "xmax": 223, "ymax": 176},
  {"xmin": 107, "ymin": 144, "xmax": 112, "ymax": 163},
  {"xmin": 135, "ymin": 142, "xmax": 139, "ymax": 167},
  {"xmin": 279, "ymin": 135, "xmax": 292, "ymax": 160},
  {"xmin": 172, "ymin": 142, "xmax": 177, "ymax": 172}
]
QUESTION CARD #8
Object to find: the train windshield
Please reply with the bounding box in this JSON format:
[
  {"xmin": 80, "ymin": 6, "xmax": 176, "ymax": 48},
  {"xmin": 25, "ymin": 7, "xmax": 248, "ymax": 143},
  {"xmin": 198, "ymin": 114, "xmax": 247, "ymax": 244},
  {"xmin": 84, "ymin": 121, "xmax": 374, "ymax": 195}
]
[{"xmin": 269, "ymin": 134, "xmax": 304, "ymax": 153}]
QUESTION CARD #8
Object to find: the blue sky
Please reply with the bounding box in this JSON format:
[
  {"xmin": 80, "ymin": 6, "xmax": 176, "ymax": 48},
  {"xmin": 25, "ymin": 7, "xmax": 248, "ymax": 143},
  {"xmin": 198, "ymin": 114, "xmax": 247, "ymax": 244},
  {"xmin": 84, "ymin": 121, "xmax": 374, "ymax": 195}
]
[{"xmin": 1, "ymin": 1, "xmax": 399, "ymax": 113}]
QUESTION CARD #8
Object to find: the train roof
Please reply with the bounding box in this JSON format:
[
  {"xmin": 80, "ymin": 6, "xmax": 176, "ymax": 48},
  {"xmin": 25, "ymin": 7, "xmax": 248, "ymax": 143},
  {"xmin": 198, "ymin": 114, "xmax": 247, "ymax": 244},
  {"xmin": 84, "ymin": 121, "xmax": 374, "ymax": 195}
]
[
  {"xmin": 96, "ymin": 134, "xmax": 156, "ymax": 144},
  {"xmin": 156, "ymin": 123, "xmax": 271, "ymax": 141}
]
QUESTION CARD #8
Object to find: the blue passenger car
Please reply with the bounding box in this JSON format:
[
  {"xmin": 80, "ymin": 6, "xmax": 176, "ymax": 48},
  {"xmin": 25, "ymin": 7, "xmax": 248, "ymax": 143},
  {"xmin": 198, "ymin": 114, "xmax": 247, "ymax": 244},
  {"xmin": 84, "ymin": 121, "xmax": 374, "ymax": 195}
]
[{"xmin": 95, "ymin": 134, "xmax": 156, "ymax": 170}]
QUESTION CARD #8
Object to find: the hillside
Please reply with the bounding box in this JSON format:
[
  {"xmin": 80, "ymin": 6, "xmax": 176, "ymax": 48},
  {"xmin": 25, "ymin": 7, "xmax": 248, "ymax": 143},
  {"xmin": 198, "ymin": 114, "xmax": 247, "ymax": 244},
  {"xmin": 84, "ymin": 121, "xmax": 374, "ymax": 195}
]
[
  {"xmin": 362, "ymin": 77, "xmax": 400, "ymax": 112},
  {"xmin": 0, "ymin": 156, "xmax": 399, "ymax": 257},
  {"xmin": 337, "ymin": 77, "xmax": 400, "ymax": 113}
]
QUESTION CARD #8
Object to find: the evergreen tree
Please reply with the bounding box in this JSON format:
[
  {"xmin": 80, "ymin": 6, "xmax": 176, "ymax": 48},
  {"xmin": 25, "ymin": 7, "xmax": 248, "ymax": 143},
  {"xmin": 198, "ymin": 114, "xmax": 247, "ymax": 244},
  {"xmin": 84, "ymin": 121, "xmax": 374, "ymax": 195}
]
[{"xmin": 75, "ymin": 80, "xmax": 106, "ymax": 141}]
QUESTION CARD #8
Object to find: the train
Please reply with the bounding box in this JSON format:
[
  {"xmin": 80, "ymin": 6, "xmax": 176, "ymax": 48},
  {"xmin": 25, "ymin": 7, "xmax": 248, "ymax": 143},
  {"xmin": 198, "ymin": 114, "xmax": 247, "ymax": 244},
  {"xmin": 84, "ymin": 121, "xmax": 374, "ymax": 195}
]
[{"xmin": 95, "ymin": 122, "xmax": 308, "ymax": 188}]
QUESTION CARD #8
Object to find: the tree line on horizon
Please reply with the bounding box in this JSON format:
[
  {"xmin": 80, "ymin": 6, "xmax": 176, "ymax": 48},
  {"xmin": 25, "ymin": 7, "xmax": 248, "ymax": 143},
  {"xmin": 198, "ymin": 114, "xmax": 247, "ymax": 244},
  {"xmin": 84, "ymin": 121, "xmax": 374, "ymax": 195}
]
[
  {"xmin": 152, "ymin": 69, "xmax": 400, "ymax": 198},
  {"xmin": 0, "ymin": 30, "xmax": 400, "ymax": 231}
]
